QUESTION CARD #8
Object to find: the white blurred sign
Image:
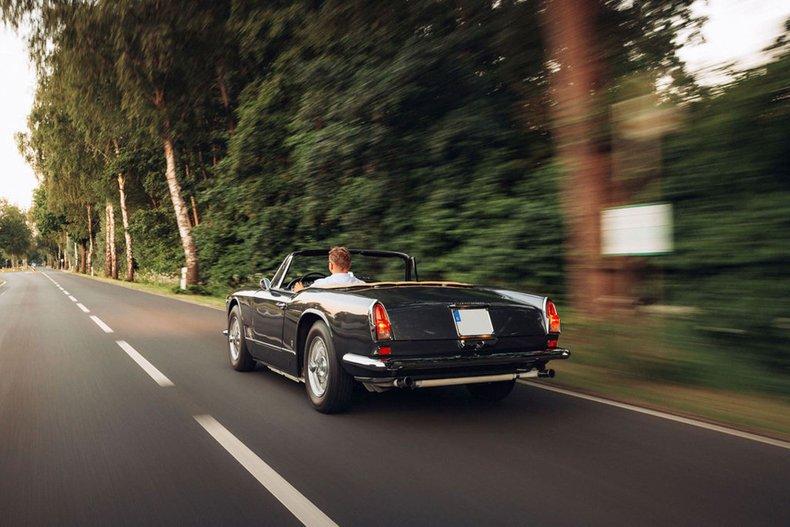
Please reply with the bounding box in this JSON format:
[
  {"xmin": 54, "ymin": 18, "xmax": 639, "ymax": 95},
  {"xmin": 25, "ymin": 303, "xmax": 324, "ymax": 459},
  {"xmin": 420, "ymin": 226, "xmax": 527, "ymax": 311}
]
[{"xmin": 602, "ymin": 203, "xmax": 672, "ymax": 256}]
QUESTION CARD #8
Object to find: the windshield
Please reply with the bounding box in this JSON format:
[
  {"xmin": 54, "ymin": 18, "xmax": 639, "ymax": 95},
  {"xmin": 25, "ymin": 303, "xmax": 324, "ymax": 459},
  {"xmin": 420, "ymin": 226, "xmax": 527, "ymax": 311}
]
[{"xmin": 278, "ymin": 252, "xmax": 412, "ymax": 289}]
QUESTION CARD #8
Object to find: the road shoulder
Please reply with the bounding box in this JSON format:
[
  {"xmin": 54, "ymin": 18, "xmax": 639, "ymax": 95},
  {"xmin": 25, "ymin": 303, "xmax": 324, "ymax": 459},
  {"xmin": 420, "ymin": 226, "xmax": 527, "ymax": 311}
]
[{"xmin": 52, "ymin": 270, "xmax": 225, "ymax": 311}]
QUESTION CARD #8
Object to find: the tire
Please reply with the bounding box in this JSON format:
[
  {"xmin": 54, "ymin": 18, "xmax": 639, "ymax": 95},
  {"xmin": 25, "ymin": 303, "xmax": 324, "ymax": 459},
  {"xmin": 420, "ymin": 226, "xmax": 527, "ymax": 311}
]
[
  {"xmin": 466, "ymin": 380, "xmax": 516, "ymax": 402},
  {"xmin": 303, "ymin": 320, "xmax": 354, "ymax": 413},
  {"xmin": 228, "ymin": 306, "xmax": 255, "ymax": 372}
]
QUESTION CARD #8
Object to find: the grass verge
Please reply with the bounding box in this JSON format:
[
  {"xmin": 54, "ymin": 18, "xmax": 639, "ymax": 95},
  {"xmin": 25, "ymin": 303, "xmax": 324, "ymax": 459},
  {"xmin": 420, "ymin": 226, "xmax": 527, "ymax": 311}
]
[
  {"xmin": 62, "ymin": 271, "xmax": 226, "ymax": 310},
  {"xmin": 546, "ymin": 362, "xmax": 789, "ymax": 441}
]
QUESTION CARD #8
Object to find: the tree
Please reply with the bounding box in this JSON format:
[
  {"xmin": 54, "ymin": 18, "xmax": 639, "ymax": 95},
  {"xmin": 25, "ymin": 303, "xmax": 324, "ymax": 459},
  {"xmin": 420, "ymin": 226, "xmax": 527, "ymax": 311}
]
[
  {"xmin": 541, "ymin": 0, "xmax": 697, "ymax": 313},
  {"xmin": 0, "ymin": 200, "xmax": 32, "ymax": 267}
]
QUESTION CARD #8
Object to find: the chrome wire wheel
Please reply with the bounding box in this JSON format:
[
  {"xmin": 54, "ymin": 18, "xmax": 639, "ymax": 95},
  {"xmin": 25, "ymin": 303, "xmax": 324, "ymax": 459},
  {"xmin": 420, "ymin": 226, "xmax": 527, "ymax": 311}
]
[
  {"xmin": 228, "ymin": 317, "xmax": 241, "ymax": 363},
  {"xmin": 307, "ymin": 337, "xmax": 329, "ymax": 397}
]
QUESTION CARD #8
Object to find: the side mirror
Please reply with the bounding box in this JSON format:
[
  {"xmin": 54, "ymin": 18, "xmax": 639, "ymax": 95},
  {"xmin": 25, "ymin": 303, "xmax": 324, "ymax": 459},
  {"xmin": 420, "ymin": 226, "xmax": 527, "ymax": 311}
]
[{"xmin": 260, "ymin": 277, "xmax": 271, "ymax": 290}]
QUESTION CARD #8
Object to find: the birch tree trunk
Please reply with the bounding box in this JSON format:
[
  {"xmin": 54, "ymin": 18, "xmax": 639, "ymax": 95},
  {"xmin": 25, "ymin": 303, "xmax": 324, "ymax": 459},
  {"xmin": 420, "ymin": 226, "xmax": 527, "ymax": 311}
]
[
  {"xmin": 163, "ymin": 136, "xmax": 199, "ymax": 285},
  {"xmin": 117, "ymin": 174, "xmax": 135, "ymax": 281},
  {"xmin": 542, "ymin": 0, "xmax": 609, "ymax": 315},
  {"xmin": 104, "ymin": 202, "xmax": 112, "ymax": 276},
  {"xmin": 86, "ymin": 204, "xmax": 93, "ymax": 275},
  {"xmin": 108, "ymin": 201, "xmax": 118, "ymax": 279}
]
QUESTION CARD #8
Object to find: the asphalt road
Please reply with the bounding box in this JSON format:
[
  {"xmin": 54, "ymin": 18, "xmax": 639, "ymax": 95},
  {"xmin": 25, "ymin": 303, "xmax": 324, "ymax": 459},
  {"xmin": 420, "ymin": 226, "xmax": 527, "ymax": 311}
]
[{"xmin": 0, "ymin": 269, "xmax": 787, "ymax": 527}]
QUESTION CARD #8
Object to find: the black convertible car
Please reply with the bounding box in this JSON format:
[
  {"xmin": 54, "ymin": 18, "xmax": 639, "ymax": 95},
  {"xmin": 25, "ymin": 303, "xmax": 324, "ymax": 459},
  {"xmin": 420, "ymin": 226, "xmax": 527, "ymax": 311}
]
[{"xmin": 224, "ymin": 249, "xmax": 569, "ymax": 413}]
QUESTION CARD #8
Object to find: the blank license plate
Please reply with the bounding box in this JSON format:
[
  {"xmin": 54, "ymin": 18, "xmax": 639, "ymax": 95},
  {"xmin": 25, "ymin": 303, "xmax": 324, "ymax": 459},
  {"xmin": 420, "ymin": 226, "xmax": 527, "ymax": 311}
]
[{"xmin": 451, "ymin": 308, "xmax": 494, "ymax": 337}]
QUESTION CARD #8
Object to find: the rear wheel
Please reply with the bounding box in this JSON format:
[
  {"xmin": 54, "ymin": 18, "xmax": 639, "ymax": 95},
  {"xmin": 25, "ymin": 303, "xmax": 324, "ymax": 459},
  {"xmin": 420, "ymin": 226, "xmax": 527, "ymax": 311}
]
[
  {"xmin": 303, "ymin": 321, "xmax": 354, "ymax": 413},
  {"xmin": 466, "ymin": 380, "xmax": 515, "ymax": 402},
  {"xmin": 228, "ymin": 307, "xmax": 254, "ymax": 372}
]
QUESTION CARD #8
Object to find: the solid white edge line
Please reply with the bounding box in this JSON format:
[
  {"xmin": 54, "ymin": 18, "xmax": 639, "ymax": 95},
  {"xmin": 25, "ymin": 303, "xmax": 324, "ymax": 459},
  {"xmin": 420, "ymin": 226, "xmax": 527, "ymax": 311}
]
[
  {"xmin": 194, "ymin": 415, "xmax": 337, "ymax": 527},
  {"xmin": 519, "ymin": 380, "xmax": 789, "ymax": 450},
  {"xmin": 76, "ymin": 303, "xmax": 90, "ymax": 313},
  {"xmin": 115, "ymin": 341, "xmax": 174, "ymax": 387},
  {"xmin": 89, "ymin": 315, "xmax": 114, "ymax": 333},
  {"xmin": 68, "ymin": 295, "xmax": 78, "ymax": 302}
]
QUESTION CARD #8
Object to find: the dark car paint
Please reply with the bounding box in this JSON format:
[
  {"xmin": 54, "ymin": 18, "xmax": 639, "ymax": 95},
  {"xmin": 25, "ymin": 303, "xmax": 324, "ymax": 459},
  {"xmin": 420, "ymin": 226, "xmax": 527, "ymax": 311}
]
[{"xmin": 226, "ymin": 250, "xmax": 567, "ymax": 381}]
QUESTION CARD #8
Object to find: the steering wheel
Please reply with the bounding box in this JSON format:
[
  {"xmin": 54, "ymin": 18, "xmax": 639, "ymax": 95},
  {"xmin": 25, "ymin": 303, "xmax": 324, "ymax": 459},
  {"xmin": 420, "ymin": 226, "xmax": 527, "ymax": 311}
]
[{"xmin": 287, "ymin": 271, "xmax": 327, "ymax": 290}]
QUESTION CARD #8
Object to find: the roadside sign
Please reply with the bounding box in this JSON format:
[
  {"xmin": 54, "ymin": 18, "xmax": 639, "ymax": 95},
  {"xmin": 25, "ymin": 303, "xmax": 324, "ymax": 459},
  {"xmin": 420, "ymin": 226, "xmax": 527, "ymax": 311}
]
[{"xmin": 601, "ymin": 203, "xmax": 673, "ymax": 256}]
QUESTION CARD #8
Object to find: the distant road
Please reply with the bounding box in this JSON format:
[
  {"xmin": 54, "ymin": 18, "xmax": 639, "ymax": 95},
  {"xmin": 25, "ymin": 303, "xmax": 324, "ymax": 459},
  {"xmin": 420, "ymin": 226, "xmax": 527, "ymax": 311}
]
[{"xmin": 0, "ymin": 270, "xmax": 787, "ymax": 526}]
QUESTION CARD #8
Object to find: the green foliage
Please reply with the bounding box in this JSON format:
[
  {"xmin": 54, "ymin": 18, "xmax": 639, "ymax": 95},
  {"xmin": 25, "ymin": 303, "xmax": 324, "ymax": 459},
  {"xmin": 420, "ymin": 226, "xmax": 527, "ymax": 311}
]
[
  {"xmin": 662, "ymin": 49, "xmax": 790, "ymax": 372},
  {"xmin": 128, "ymin": 208, "xmax": 183, "ymax": 275},
  {"xmin": 0, "ymin": 200, "xmax": 32, "ymax": 263}
]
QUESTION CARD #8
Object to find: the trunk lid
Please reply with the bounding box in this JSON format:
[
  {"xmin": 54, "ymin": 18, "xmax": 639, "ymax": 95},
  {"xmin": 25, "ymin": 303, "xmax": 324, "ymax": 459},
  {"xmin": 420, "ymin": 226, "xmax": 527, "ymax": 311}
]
[{"xmin": 348, "ymin": 284, "xmax": 547, "ymax": 340}]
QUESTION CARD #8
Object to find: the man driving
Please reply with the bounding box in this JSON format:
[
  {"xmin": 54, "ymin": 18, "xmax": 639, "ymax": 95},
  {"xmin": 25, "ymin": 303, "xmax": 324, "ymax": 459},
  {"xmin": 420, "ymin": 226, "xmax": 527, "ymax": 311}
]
[{"xmin": 293, "ymin": 246, "xmax": 365, "ymax": 292}]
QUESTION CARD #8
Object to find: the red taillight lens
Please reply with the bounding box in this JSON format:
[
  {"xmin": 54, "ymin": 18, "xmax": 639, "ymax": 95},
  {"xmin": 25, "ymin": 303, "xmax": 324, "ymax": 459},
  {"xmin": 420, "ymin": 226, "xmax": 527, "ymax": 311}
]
[
  {"xmin": 547, "ymin": 338, "xmax": 558, "ymax": 349},
  {"xmin": 372, "ymin": 303, "xmax": 392, "ymax": 340},
  {"xmin": 377, "ymin": 345, "xmax": 392, "ymax": 356},
  {"xmin": 546, "ymin": 299, "xmax": 561, "ymax": 334}
]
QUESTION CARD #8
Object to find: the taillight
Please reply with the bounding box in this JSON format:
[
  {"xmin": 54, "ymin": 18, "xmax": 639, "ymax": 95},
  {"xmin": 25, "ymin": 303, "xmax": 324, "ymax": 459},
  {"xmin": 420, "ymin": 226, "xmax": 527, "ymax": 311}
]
[
  {"xmin": 372, "ymin": 303, "xmax": 392, "ymax": 340},
  {"xmin": 546, "ymin": 299, "xmax": 561, "ymax": 334}
]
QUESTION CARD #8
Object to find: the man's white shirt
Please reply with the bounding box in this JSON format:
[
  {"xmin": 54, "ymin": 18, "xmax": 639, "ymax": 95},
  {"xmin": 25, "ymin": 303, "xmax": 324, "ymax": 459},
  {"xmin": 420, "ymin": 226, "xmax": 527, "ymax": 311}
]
[{"xmin": 310, "ymin": 272, "xmax": 365, "ymax": 288}]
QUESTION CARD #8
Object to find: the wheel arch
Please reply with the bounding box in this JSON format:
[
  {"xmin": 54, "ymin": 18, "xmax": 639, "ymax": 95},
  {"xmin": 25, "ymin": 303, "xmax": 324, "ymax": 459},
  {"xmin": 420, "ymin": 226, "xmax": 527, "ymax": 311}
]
[
  {"xmin": 296, "ymin": 309, "xmax": 332, "ymax": 377},
  {"xmin": 227, "ymin": 296, "xmax": 240, "ymax": 317}
]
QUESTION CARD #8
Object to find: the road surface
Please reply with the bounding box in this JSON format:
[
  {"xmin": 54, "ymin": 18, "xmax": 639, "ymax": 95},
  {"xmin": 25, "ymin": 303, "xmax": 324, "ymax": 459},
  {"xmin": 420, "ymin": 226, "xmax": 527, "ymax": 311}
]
[{"xmin": 0, "ymin": 270, "xmax": 787, "ymax": 526}]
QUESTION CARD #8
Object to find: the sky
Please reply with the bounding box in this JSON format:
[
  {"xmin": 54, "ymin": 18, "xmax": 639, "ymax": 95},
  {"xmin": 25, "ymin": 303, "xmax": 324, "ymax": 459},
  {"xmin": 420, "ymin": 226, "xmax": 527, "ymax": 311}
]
[{"xmin": 0, "ymin": 0, "xmax": 788, "ymax": 211}]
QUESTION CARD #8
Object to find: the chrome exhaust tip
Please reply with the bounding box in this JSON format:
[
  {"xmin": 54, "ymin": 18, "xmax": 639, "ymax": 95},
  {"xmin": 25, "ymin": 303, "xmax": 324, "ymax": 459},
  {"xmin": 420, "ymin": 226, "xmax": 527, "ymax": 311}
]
[
  {"xmin": 538, "ymin": 369, "xmax": 555, "ymax": 378},
  {"xmin": 393, "ymin": 377, "xmax": 415, "ymax": 389}
]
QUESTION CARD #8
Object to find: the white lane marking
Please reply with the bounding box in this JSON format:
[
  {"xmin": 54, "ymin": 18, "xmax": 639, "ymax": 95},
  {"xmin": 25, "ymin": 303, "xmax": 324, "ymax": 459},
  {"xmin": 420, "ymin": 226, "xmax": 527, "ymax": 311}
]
[
  {"xmin": 194, "ymin": 415, "xmax": 337, "ymax": 527},
  {"xmin": 115, "ymin": 341, "xmax": 174, "ymax": 387},
  {"xmin": 0, "ymin": 290, "xmax": 5, "ymax": 297},
  {"xmin": 62, "ymin": 291, "xmax": 70, "ymax": 295},
  {"xmin": 89, "ymin": 315, "xmax": 114, "ymax": 333},
  {"xmin": 68, "ymin": 295, "xmax": 78, "ymax": 302},
  {"xmin": 76, "ymin": 303, "xmax": 90, "ymax": 313},
  {"xmin": 519, "ymin": 381, "xmax": 790, "ymax": 450}
]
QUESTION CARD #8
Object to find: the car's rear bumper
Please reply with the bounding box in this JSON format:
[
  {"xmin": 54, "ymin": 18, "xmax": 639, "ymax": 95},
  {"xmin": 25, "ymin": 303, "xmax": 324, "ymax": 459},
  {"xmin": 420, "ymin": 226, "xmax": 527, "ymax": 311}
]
[{"xmin": 342, "ymin": 348, "xmax": 570, "ymax": 385}]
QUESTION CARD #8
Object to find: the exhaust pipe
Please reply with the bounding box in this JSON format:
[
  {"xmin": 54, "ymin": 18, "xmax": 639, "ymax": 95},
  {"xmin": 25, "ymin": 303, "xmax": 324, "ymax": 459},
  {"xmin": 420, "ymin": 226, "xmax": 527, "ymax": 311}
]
[
  {"xmin": 538, "ymin": 369, "xmax": 555, "ymax": 378},
  {"xmin": 393, "ymin": 377, "xmax": 415, "ymax": 389}
]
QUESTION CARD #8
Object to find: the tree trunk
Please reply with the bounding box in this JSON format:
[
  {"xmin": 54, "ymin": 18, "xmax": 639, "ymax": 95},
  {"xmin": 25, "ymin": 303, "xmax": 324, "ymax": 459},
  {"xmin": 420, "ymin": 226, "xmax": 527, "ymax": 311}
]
[
  {"xmin": 216, "ymin": 62, "xmax": 235, "ymax": 133},
  {"xmin": 104, "ymin": 202, "xmax": 112, "ymax": 276},
  {"xmin": 108, "ymin": 201, "xmax": 118, "ymax": 279},
  {"xmin": 163, "ymin": 136, "xmax": 199, "ymax": 285},
  {"xmin": 117, "ymin": 174, "xmax": 135, "ymax": 281},
  {"xmin": 542, "ymin": 0, "xmax": 610, "ymax": 315},
  {"xmin": 190, "ymin": 195, "xmax": 200, "ymax": 226},
  {"xmin": 79, "ymin": 241, "xmax": 87, "ymax": 274},
  {"xmin": 86, "ymin": 204, "xmax": 93, "ymax": 275}
]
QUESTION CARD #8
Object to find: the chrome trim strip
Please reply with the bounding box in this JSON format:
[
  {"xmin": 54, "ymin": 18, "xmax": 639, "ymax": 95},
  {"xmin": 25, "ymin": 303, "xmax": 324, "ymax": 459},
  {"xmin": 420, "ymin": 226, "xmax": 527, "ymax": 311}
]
[
  {"xmin": 247, "ymin": 337, "xmax": 297, "ymax": 355},
  {"xmin": 266, "ymin": 364, "xmax": 304, "ymax": 383},
  {"xmin": 342, "ymin": 353, "xmax": 387, "ymax": 370}
]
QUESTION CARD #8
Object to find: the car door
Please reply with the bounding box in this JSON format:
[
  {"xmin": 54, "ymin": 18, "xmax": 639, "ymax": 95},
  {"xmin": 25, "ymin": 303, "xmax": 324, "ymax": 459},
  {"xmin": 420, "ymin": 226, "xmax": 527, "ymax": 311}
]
[{"xmin": 250, "ymin": 287, "xmax": 293, "ymax": 371}]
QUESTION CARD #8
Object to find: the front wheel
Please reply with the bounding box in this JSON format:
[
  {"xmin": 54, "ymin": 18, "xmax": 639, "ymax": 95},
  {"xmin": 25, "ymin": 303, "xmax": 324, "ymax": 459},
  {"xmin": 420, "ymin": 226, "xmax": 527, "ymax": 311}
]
[
  {"xmin": 466, "ymin": 380, "xmax": 515, "ymax": 402},
  {"xmin": 303, "ymin": 321, "xmax": 354, "ymax": 413}
]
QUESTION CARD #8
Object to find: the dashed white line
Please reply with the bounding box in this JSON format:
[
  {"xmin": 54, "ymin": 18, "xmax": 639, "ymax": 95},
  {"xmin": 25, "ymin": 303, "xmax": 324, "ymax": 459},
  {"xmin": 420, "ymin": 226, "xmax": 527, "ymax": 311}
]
[
  {"xmin": 89, "ymin": 315, "xmax": 114, "ymax": 333},
  {"xmin": 194, "ymin": 415, "xmax": 337, "ymax": 527},
  {"xmin": 115, "ymin": 341, "xmax": 174, "ymax": 387},
  {"xmin": 62, "ymin": 291, "xmax": 70, "ymax": 295},
  {"xmin": 76, "ymin": 303, "xmax": 90, "ymax": 313},
  {"xmin": 68, "ymin": 295, "xmax": 78, "ymax": 302},
  {"xmin": 519, "ymin": 381, "xmax": 790, "ymax": 450}
]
